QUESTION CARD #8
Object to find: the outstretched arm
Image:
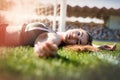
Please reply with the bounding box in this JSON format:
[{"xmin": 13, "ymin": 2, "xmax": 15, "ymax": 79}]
[
  {"xmin": 64, "ymin": 43, "xmax": 117, "ymax": 52},
  {"xmin": 64, "ymin": 45, "xmax": 99, "ymax": 52},
  {"xmin": 34, "ymin": 32, "xmax": 61, "ymax": 58}
]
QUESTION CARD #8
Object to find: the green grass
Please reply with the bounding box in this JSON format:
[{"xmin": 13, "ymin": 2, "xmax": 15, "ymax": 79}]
[{"xmin": 0, "ymin": 41, "xmax": 120, "ymax": 80}]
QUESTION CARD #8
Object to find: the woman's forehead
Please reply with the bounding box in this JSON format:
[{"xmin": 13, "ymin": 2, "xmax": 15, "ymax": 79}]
[{"xmin": 68, "ymin": 29, "xmax": 85, "ymax": 32}]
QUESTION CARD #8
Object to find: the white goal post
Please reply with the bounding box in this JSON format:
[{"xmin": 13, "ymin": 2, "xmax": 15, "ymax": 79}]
[{"xmin": 58, "ymin": 0, "xmax": 67, "ymax": 32}]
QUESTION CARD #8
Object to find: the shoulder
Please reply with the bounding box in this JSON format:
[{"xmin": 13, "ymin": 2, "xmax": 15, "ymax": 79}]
[
  {"xmin": 35, "ymin": 32, "xmax": 59, "ymax": 42},
  {"xmin": 26, "ymin": 22, "xmax": 46, "ymax": 28},
  {"xmin": 25, "ymin": 22, "xmax": 47, "ymax": 31}
]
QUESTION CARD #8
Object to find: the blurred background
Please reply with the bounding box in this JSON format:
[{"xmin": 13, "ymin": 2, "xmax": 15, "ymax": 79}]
[{"xmin": 0, "ymin": 0, "xmax": 120, "ymax": 41}]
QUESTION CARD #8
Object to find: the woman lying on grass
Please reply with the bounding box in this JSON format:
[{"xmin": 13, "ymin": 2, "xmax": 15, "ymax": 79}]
[{"xmin": 0, "ymin": 22, "xmax": 116, "ymax": 58}]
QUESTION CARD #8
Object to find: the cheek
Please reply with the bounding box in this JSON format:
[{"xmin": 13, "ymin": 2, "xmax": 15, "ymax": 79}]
[
  {"xmin": 81, "ymin": 38, "xmax": 88, "ymax": 45},
  {"xmin": 66, "ymin": 39, "xmax": 77, "ymax": 45}
]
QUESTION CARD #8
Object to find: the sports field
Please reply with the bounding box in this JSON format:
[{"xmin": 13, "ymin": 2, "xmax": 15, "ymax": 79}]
[{"xmin": 0, "ymin": 41, "xmax": 120, "ymax": 80}]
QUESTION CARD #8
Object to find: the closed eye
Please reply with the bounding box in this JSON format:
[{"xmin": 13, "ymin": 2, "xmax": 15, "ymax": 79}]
[{"xmin": 78, "ymin": 32, "xmax": 80, "ymax": 36}]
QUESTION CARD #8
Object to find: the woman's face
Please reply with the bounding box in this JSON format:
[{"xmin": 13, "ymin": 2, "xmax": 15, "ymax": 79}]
[{"xmin": 64, "ymin": 29, "xmax": 89, "ymax": 45}]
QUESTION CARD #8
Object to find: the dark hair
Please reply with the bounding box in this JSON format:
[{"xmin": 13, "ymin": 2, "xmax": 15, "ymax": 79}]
[{"xmin": 87, "ymin": 32, "xmax": 93, "ymax": 45}]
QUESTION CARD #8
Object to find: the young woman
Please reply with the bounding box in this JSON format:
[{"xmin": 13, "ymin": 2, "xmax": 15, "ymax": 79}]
[{"xmin": 0, "ymin": 22, "xmax": 116, "ymax": 57}]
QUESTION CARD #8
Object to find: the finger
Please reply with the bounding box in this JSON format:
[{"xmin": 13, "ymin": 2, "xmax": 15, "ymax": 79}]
[
  {"xmin": 42, "ymin": 44, "xmax": 51, "ymax": 57},
  {"xmin": 34, "ymin": 49, "xmax": 45, "ymax": 58},
  {"xmin": 112, "ymin": 43, "xmax": 116, "ymax": 50},
  {"xmin": 44, "ymin": 43, "xmax": 57, "ymax": 56},
  {"xmin": 46, "ymin": 42, "xmax": 58, "ymax": 51},
  {"xmin": 34, "ymin": 47, "xmax": 43, "ymax": 57},
  {"xmin": 105, "ymin": 47, "xmax": 111, "ymax": 50},
  {"xmin": 36, "ymin": 52, "xmax": 44, "ymax": 58},
  {"xmin": 34, "ymin": 44, "xmax": 47, "ymax": 57},
  {"xmin": 103, "ymin": 45, "xmax": 115, "ymax": 51},
  {"xmin": 40, "ymin": 43, "xmax": 56, "ymax": 57}
]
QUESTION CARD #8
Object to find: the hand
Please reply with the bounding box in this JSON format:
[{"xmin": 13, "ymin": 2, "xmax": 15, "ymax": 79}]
[
  {"xmin": 99, "ymin": 43, "xmax": 116, "ymax": 51},
  {"xmin": 34, "ymin": 41, "xmax": 58, "ymax": 58}
]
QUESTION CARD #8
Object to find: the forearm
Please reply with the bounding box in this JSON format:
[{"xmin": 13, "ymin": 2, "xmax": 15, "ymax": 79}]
[
  {"xmin": 34, "ymin": 33, "xmax": 61, "ymax": 58},
  {"xmin": 64, "ymin": 45, "xmax": 99, "ymax": 52}
]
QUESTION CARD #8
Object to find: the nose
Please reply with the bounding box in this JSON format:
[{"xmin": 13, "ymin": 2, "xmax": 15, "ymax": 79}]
[{"xmin": 73, "ymin": 34, "xmax": 77, "ymax": 39}]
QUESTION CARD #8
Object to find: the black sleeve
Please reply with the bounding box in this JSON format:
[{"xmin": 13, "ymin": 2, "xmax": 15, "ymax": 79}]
[{"xmin": 20, "ymin": 22, "xmax": 50, "ymax": 46}]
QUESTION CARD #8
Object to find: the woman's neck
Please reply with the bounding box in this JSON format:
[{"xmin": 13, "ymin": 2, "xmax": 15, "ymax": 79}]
[{"xmin": 56, "ymin": 32, "xmax": 66, "ymax": 43}]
